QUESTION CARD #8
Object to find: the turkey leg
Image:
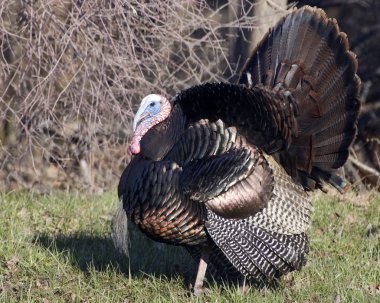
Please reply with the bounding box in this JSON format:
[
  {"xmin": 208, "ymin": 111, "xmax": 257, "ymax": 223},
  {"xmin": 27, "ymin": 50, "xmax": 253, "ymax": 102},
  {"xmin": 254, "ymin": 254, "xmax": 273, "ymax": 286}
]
[{"xmin": 193, "ymin": 247, "xmax": 210, "ymax": 296}]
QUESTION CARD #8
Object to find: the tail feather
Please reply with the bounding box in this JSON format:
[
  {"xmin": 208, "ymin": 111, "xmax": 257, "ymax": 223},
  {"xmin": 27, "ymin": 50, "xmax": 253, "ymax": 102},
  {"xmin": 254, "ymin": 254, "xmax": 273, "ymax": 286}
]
[
  {"xmin": 314, "ymin": 132, "xmax": 356, "ymax": 156},
  {"xmin": 239, "ymin": 6, "xmax": 360, "ymax": 188},
  {"xmin": 312, "ymin": 112, "xmax": 358, "ymax": 145},
  {"xmin": 313, "ymin": 152, "xmax": 349, "ymax": 170},
  {"xmin": 112, "ymin": 201, "xmax": 129, "ymax": 257}
]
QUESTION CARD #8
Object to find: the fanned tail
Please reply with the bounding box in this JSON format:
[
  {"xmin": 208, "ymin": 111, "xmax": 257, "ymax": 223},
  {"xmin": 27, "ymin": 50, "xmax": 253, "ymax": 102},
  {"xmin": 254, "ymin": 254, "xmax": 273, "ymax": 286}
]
[{"xmin": 239, "ymin": 6, "xmax": 361, "ymax": 191}]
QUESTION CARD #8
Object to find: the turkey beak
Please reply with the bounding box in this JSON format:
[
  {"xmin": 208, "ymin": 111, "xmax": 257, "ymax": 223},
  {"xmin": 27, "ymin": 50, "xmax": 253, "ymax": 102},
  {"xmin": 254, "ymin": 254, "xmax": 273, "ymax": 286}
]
[{"xmin": 133, "ymin": 112, "xmax": 151, "ymax": 131}]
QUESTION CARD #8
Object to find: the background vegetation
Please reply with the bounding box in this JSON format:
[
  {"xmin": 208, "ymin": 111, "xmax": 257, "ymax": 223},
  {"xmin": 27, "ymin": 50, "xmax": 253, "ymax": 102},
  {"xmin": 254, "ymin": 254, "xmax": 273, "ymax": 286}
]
[{"xmin": 0, "ymin": 0, "xmax": 287, "ymax": 192}]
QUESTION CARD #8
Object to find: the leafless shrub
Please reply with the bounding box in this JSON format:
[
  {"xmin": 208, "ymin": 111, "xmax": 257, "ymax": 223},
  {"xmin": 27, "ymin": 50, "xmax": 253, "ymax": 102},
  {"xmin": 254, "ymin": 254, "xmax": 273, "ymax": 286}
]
[{"xmin": 0, "ymin": 0, "xmax": 287, "ymax": 191}]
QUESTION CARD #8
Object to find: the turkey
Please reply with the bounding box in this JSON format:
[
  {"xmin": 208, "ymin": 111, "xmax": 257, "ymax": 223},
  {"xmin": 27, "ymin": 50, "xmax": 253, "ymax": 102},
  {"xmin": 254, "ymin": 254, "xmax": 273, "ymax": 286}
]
[{"xmin": 114, "ymin": 6, "xmax": 360, "ymax": 293}]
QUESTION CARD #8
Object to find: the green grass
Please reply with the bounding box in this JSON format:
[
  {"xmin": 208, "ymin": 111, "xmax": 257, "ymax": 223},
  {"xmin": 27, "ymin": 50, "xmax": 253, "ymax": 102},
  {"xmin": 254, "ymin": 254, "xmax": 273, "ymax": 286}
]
[{"xmin": 0, "ymin": 191, "xmax": 379, "ymax": 302}]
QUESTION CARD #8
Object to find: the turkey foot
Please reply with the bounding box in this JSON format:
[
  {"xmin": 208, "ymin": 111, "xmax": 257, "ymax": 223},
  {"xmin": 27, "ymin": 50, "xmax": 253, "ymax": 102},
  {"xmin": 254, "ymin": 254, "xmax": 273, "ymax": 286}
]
[
  {"xmin": 193, "ymin": 247, "xmax": 210, "ymax": 296},
  {"xmin": 239, "ymin": 279, "xmax": 250, "ymax": 294}
]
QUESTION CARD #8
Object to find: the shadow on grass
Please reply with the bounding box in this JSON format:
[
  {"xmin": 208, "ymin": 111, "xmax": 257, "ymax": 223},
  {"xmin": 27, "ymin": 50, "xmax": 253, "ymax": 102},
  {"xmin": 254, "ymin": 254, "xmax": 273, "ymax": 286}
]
[
  {"xmin": 35, "ymin": 233, "xmax": 128, "ymax": 273},
  {"xmin": 35, "ymin": 231, "xmax": 283, "ymax": 293},
  {"xmin": 35, "ymin": 225, "xmax": 196, "ymax": 283}
]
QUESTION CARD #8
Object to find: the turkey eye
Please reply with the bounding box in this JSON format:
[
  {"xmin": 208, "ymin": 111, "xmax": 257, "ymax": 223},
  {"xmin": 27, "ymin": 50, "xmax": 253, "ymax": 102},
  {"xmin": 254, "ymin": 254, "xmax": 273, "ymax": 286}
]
[{"xmin": 150, "ymin": 102, "xmax": 155, "ymax": 107}]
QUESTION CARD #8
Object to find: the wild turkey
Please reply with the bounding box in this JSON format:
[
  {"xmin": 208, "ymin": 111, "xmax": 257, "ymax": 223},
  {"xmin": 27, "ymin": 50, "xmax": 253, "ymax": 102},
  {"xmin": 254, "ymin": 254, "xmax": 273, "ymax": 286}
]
[{"xmin": 115, "ymin": 6, "xmax": 360, "ymax": 293}]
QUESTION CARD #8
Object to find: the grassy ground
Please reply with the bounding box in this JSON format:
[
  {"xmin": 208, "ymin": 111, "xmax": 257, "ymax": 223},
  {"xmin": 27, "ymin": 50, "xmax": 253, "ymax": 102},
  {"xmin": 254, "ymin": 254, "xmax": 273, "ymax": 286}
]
[{"xmin": 0, "ymin": 191, "xmax": 379, "ymax": 302}]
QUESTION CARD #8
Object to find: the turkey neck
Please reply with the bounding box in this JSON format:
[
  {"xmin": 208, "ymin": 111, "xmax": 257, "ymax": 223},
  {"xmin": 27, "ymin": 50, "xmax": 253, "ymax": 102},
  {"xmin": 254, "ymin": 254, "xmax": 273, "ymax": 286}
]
[{"xmin": 140, "ymin": 104, "xmax": 187, "ymax": 161}]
